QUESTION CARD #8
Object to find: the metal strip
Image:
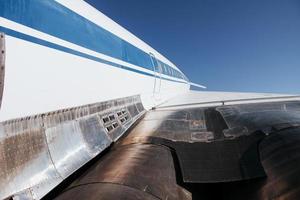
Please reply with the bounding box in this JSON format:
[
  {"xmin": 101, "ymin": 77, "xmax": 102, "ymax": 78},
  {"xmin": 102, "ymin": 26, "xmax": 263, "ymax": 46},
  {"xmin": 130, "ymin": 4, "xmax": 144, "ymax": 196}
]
[
  {"xmin": 0, "ymin": 32, "xmax": 5, "ymax": 109},
  {"xmin": 156, "ymin": 95, "xmax": 300, "ymax": 110}
]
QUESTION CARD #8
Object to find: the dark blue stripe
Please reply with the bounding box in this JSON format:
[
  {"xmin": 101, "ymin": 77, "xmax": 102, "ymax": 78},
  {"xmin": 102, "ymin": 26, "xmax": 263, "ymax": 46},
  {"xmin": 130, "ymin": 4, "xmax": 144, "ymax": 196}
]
[
  {"xmin": 0, "ymin": 26, "xmax": 187, "ymax": 84},
  {"xmin": 0, "ymin": 0, "xmax": 151, "ymax": 70},
  {"xmin": 0, "ymin": 0, "xmax": 189, "ymax": 82}
]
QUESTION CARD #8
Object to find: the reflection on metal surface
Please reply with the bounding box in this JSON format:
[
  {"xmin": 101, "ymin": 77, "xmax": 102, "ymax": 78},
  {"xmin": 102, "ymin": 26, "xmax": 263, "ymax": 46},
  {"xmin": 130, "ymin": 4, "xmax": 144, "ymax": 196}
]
[
  {"xmin": 0, "ymin": 32, "xmax": 5, "ymax": 109},
  {"xmin": 117, "ymin": 107, "xmax": 266, "ymax": 183},
  {"xmin": 3, "ymin": 97, "xmax": 300, "ymax": 199},
  {"xmin": 217, "ymin": 101, "xmax": 300, "ymax": 136},
  {"xmin": 258, "ymin": 128, "xmax": 300, "ymax": 199},
  {"xmin": 119, "ymin": 108, "xmax": 223, "ymax": 144},
  {"xmin": 157, "ymin": 93, "xmax": 300, "ymax": 110},
  {"xmin": 0, "ymin": 95, "xmax": 145, "ymax": 200},
  {"xmin": 55, "ymin": 144, "xmax": 191, "ymax": 200},
  {"xmin": 221, "ymin": 127, "xmax": 300, "ymax": 200},
  {"xmin": 191, "ymin": 131, "xmax": 214, "ymax": 142},
  {"xmin": 98, "ymin": 100, "xmax": 299, "ymax": 199}
]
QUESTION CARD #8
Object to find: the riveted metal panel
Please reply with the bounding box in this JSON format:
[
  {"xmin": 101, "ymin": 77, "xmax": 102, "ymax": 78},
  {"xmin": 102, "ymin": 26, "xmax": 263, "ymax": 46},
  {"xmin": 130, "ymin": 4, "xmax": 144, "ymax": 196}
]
[
  {"xmin": 217, "ymin": 101, "xmax": 300, "ymax": 137},
  {"xmin": 0, "ymin": 118, "xmax": 62, "ymax": 200},
  {"xmin": 127, "ymin": 104, "xmax": 139, "ymax": 118},
  {"xmin": 45, "ymin": 120, "xmax": 92, "ymax": 178},
  {"xmin": 0, "ymin": 95, "xmax": 145, "ymax": 200},
  {"xmin": 78, "ymin": 115, "xmax": 112, "ymax": 156}
]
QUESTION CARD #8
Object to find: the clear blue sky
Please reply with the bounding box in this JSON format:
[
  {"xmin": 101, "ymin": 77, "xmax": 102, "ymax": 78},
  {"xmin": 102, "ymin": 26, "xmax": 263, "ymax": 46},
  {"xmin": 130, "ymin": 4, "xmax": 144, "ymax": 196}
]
[{"xmin": 85, "ymin": 0, "xmax": 300, "ymax": 94}]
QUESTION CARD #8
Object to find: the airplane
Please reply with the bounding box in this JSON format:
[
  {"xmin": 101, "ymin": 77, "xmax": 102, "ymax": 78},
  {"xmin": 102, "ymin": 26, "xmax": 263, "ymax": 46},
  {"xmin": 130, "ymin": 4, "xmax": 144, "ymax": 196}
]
[{"xmin": 0, "ymin": 0, "xmax": 300, "ymax": 199}]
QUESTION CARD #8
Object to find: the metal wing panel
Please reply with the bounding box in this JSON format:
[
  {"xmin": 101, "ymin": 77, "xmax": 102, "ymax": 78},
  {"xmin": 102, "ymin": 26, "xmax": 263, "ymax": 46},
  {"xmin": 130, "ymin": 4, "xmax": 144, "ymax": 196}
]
[{"xmin": 0, "ymin": 95, "xmax": 145, "ymax": 200}]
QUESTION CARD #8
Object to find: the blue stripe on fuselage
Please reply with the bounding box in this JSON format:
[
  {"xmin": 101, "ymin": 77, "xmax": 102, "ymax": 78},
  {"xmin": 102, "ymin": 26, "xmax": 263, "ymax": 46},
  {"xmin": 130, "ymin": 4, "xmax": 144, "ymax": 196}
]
[
  {"xmin": 0, "ymin": 26, "xmax": 187, "ymax": 84},
  {"xmin": 0, "ymin": 0, "xmax": 188, "ymax": 82},
  {"xmin": 0, "ymin": 0, "xmax": 153, "ymax": 70}
]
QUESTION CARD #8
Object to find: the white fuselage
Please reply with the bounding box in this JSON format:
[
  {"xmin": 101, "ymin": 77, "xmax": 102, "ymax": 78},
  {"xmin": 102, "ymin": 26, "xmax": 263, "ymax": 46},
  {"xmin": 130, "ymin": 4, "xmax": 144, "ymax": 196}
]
[{"xmin": 0, "ymin": 0, "xmax": 190, "ymax": 121}]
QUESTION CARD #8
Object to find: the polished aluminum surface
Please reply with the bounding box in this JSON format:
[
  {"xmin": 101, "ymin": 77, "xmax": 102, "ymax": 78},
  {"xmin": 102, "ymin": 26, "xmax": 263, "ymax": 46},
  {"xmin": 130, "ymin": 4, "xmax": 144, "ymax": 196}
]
[
  {"xmin": 0, "ymin": 95, "xmax": 145, "ymax": 200},
  {"xmin": 50, "ymin": 99, "xmax": 300, "ymax": 199},
  {"xmin": 157, "ymin": 91, "xmax": 300, "ymax": 110},
  {"xmin": 217, "ymin": 101, "xmax": 300, "ymax": 136},
  {"xmin": 55, "ymin": 144, "xmax": 192, "ymax": 200}
]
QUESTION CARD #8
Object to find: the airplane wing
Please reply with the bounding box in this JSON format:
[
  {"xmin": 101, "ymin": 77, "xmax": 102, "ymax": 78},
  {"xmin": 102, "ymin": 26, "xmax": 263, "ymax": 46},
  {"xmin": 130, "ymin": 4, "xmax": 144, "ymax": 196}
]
[
  {"xmin": 1, "ymin": 1, "xmax": 300, "ymax": 200},
  {"xmin": 51, "ymin": 91, "xmax": 300, "ymax": 200}
]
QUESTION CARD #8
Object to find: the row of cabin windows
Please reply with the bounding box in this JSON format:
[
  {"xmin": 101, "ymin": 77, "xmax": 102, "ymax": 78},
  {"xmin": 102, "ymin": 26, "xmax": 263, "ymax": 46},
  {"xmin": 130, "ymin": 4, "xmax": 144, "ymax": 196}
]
[{"xmin": 156, "ymin": 60, "xmax": 188, "ymax": 81}]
